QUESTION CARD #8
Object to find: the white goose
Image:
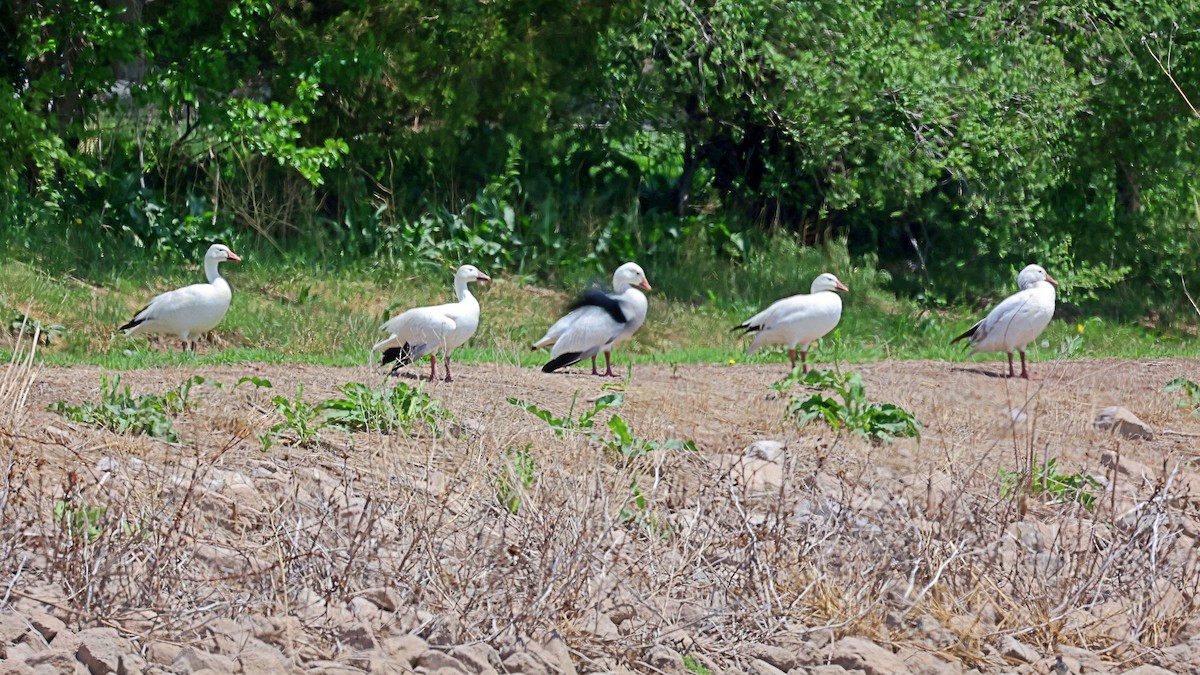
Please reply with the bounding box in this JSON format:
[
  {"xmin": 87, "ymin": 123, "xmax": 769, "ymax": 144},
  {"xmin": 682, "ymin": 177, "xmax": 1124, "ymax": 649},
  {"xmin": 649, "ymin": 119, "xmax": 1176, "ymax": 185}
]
[
  {"xmin": 735, "ymin": 272, "xmax": 849, "ymax": 373},
  {"xmin": 951, "ymin": 264, "xmax": 1058, "ymax": 379},
  {"xmin": 120, "ymin": 243, "xmax": 241, "ymax": 351},
  {"xmin": 533, "ymin": 262, "xmax": 651, "ymax": 376},
  {"xmin": 373, "ymin": 264, "xmax": 491, "ymax": 382}
]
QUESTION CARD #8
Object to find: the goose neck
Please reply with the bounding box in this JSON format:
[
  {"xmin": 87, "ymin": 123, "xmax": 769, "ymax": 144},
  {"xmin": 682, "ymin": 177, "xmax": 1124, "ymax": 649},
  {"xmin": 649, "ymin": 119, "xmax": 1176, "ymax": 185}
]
[
  {"xmin": 454, "ymin": 277, "xmax": 472, "ymax": 302},
  {"xmin": 204, "ymin": 257, "xmax": 223, "ymax": 283}
]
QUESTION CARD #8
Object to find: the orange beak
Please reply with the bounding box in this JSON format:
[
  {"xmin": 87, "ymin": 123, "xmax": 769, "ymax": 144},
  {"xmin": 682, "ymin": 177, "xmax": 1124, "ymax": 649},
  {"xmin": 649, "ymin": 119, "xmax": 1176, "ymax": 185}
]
[{"xmin": 638, "ymin": 279, "xmax": 652, "ymax": 291}]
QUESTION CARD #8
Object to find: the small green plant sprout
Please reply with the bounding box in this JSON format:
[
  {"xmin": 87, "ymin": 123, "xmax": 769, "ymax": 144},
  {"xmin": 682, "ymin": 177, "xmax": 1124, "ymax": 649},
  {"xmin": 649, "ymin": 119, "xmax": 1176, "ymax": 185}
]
[
  {"xmin": 1164, "ymin": 377, "xmax": 1200, "ymax": 417},
  {"xmin": 54, "ymin": 501, "xmax": 107, "ymax": 542},
  {"xmin": 261, "ymin": 384, "xmax": 327, "ymax": 450},
  {"xmin": 682, "ymin": 654, "xmax": 713, "ymax": 675},
  {"xmin": 999, "ymin": 458, "xmax": 1102, "ymax": 510},
  {"xmin": 604, "ymin": 414, "xmax": 697, "ymax": 460},
  {"xmin": 321, "ymin": 382, "xmax": 449, "ymax": 435},
  {"xmin": 619, "ymin": 477, "xmax": 672, "ymax": 539},
  {"xmin": 8, "ymin": 309, "xmax": 65, "ymax": 345},
  {"xmin": 510, "ymin": 394, "xmax": 697, "ymax": 460},
  {"xmin": 235, "ymin": 376, "xmax": 273, "ymax": 389},
  {"xmin": 780, "ymin": 369, "xmax": 921, "ymax": 443},
  {"xmin": 507, "ymin": 392, "xmax": 623, "ymax": 438},
  {"xmin": 496, "ymin": 444, "xmax": 536, "ymax": 514},
  {"xmin": 49, "ymin": 373, "xmax": 204, "ymax": 442}
]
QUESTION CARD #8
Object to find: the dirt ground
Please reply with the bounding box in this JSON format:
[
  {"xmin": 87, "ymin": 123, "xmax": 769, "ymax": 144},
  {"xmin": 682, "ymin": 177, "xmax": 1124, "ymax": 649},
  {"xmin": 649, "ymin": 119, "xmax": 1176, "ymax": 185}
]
[
  {"xmin": 25, "ymin": 356, "xmax": 1200, "ymax": 472},
  {"xmin": 5, "ymin": 356, "xmax": 1200, "ymax": 674}
]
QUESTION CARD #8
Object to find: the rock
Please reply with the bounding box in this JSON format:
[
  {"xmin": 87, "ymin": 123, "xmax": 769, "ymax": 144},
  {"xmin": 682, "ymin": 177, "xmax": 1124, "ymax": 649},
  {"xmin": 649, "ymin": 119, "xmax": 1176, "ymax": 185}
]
[
  {"xmin": 502, "ymin": 652, "xmax": 550, "ymax": 675},
  {"xmin": 0, "ymin": 612, "xmax": 31, "ymax": 644},
  {"xmin": 0, "ymin": 661, "xmax": 36, "ymax": 675},
  {"xmin": 358, "ymin": 587, "xmax": 400, "ymax": 613},
  {"xmin": 747, "ymin": 658, "xmax": 786, "ymax": 675},
  {"xmin": 347, "ymin": 598, "xmax": 384, "ymax": 630},
  {"xmin": 642, "ymin": 645, "xmax": 687, "ymax": 675},
  {"xmin": 1094, "ymin": 406, "xmax": 1154, "ymax": 440},
  {"xmin": 898, "ymin": 648, "xmax": 960, "ymax": 675},
  {"xmin": 382, "ymin": 635, "xmax": 428, "ymax": 666},
  {"xmin": 536, "ymin": 632, "xmax": 576, "ymax": 675},
  {"xmin": 304, "ymin": 660, "xmax": 367, "ymax": 674},
  {"xmin": 337, "ymin": 622, "xmax": 375, "ymax": 651},
  {"xmin": 422, "ymin": 615, "xmax": 460, "ymax": 647},
  {"xmin": 25, "ymin": 610, "xmax": 65, "ymax": 645},
  {"xmin": 1118, "ymin": 667, "xmax": 1176, "ymax": 675},
  {"xmin": 743, "ymin": 644, "xmax": 799, "ymax": 672},
  {"xmin": 829, "ymin": 637, "xmax": 908, "ymax": 675},
  {"xmin": 27, "ymin": 649, "xmax": 89, "ymax": 675},
  {"xmin": 171, "ymin": 647, "xmax": 238, "ymax": 673},
  {"xmin": 727, "ymin": 457, "xmax": 785, "ymax": 493},
  {"xmin": 577, "ymin": 613, "xmax": 620, "ymax": 642},
  {"xmin": 144, "ymin": 642, "xmax": 182, "ymax": 666},
  {"xmin": 234, "ymin": 641, "xmax": 290, "ymax": 675},
  {"xmin": 75, "ymin": 628, "xmax": 124, "ymax": 675},
  {"xmin": 95, "ymin": 457, "xmax": 120, "ymax": 473},
  {"xmin": 416, "ymin": 650, "xmax": 467, "ymax": 672},
  {"xmin": 450, "ymin": 643, "xmax": 500, "ymax": 675},
  {"xmin": 744, "ymin": 440, "xmax": 786, "ymax": 462},
  {"xmin": 998, "ymin": 636, "xmax": 1039, "ymax": 664},
  {"xmin": 203, "ymin": 617, "xmax": 251, "ymax": 656},
  {"xmin": 806, "ymin": 666, "xmax": 857, "ymax": 675}
]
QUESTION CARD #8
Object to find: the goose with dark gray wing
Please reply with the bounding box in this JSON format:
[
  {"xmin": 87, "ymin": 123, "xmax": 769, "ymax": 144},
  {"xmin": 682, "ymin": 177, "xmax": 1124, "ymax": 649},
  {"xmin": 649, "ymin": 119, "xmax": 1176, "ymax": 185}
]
[{"xmin": 533, "ymin": 262, "xmax": 651, "ymax": 376}]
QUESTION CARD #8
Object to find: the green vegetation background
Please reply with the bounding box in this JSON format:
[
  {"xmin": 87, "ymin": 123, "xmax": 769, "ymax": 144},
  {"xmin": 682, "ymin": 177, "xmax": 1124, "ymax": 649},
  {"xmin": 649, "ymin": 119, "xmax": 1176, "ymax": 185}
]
[{"xmin": 1, "ymin": 0, "xmax": 1198, "ymax": 365}]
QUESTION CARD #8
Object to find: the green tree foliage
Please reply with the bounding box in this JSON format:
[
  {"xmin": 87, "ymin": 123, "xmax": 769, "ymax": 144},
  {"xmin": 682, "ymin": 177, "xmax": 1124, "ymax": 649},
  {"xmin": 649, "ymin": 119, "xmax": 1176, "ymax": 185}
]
[{"xmin": 1, "ymin": 0, "xmax": 1197, "ymax": 318}]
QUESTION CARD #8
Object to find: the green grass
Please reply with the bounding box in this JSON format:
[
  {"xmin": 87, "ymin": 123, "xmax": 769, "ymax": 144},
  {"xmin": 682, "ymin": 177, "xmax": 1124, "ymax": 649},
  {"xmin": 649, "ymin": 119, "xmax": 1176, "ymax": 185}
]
[{"xmin": 0, "ymin": 243, "xmax": 1196, "ymax": 371}]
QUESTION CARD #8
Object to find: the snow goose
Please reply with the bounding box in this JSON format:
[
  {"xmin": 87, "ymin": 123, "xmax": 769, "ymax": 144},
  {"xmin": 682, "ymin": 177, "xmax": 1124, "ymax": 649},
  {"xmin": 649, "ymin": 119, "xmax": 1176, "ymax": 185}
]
[
  {"xmin": 734, "ymin": 272, "xmax": 848, "ymax": 373},
  {"xmin": 373, "ymin": 264, "xmax": 491, "ymax": 382},
  {"xmin": 951, "ymin": 264, "xmax": 1058, "ymax": 379},
  {"xmin": 533, "ymin": 262, "xmax": 651, "ymax": 376},
  {"xmin": 120, "ymin": 243, "xmax": 241, "ymax": 351}
]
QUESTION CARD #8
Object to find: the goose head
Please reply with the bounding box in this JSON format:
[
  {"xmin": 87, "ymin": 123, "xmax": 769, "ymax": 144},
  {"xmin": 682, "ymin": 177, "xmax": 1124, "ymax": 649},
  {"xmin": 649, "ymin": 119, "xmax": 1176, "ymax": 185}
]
[
  {"xmin": 613, "ymin": 262, "xmax": 652, "ymax": 292},
  {"xmin": 456, "ymin": 264, "xmax": 492, "ymax": 284},
  {"xmin": 1017, "ymin": 264, "xmax": 1058, "ymax": 290},
  {"xmin": 810, "ymin": 272, "xmax": 849, "ymax": 294},
  {"xmin": 207, "ymin": 243, "xmax": 242, "ymax": 263}
]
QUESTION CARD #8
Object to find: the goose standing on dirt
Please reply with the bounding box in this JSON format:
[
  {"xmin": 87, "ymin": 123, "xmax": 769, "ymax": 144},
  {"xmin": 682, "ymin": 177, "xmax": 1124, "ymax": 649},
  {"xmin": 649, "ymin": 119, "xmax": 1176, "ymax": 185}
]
[
  {"xmin": 120, "ymin": 243, "xmax": 242, "ymax": 351},
  {"xmin": 734, "ymin": 272, "xmax": 849, "ymax": 373},
  {"xmin": 533, "ymin": 262, "xmax": 652, "ymax": 376},
  {"xmin": 373, "ymin": 264, "xmax": 491, "ymax": 382},
  {"xmin": 951, "ymin": 264, "xmax": 1058, "ymax": 380}
]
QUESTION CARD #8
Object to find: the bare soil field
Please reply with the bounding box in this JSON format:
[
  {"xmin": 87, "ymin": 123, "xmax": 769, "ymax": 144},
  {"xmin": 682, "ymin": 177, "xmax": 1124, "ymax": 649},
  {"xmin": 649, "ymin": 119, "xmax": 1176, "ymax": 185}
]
[{"xmin": 2, "ymin": 357, "xmax": 1200, "ymax": 674}]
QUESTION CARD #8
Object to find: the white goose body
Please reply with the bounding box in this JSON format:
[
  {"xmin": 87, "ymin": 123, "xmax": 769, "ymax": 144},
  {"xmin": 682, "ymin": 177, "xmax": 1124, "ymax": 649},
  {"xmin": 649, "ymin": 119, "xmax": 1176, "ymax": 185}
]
[
  {"xmin": 952, "ymin": 264, "xmax": 1058, "ymax": 379},
  {"xmin": 736, "ymin": 272, "xmax": 849, "ymax": 373},
  {"xmin": 121, "ymin": 244, "xmax": 241, "ymax": 350},
  {"xmin": 533, "ymin": 262, "xmax": 651, "ymax": 376},
  {"xmin": 373, "ymin": 265, "xmax": 490, "ymax": 382}
]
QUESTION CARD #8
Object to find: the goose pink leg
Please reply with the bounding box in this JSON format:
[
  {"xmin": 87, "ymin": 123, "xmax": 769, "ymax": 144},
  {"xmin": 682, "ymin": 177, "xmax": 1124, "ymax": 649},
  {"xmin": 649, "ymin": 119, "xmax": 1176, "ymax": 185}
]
[
  {"xmin": 443, "ymin": 355, "xmax": 454, "ymax": 382},
  {"xmin": 1019, "ymin": 351, "xmax": 1038, "ymax": 380},
  {"xmin": 603, "ymin": 351, "xmax": 620, "ymax": 377}
]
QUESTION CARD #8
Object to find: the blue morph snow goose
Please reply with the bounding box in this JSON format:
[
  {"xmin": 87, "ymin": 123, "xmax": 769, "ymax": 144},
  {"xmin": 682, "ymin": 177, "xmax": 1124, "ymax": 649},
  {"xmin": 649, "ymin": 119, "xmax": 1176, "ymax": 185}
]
[
  {"xmin": 533, "ymin": 262, "xmax": 651, "ymax": 376},
  {"xmin": 951, "ymin": 264, "xmax": 1058, "ymax": 379},
  {"xmin": 734, "ymin": 272, "xmax": 849, "ymax": 373},
  {"xmin": 373, "ymin": 264, "xmax": 491, "ymax": 382},
  {"xmin": 120, "ymin": 243, "xmax": 241, "ymax": 351}
]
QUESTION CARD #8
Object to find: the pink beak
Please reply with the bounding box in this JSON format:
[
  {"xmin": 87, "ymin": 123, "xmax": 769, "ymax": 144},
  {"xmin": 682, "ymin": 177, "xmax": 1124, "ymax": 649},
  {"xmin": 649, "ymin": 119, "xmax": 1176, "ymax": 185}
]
[
  {"xmin": 835, "ymin": 281, "xmax": 849, "ymax": 292},
  {"xmin": 639, "ymin": 279, "xmax": 652, "ymax": 291},
  {"xmin": 226, "ymin": 251, "xmax": 242, "ymax": 262},
  {"xmin": 1045, "ymin": 273, "xmax": 1059, "ymax": 287},
  {"xmin": 476, "ymin": 271, "xmax": 492, "ymax": 282}
]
